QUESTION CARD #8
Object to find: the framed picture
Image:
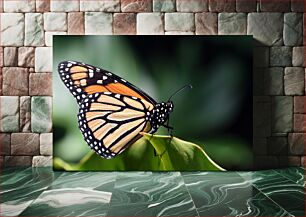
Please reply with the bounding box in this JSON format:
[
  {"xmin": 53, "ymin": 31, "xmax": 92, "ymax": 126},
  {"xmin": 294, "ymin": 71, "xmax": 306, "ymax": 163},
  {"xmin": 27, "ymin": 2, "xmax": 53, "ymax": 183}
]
[{"xmin": 53, "ymin": 36, "xmax": 253, "ymax": 171}]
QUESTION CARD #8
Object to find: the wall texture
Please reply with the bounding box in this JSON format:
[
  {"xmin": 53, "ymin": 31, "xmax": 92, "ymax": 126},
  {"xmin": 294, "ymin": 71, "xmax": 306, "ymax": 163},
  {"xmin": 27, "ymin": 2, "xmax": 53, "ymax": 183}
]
[{"xmin": 0, "ymin": 0, "xmax": 305, "ymax": 169}]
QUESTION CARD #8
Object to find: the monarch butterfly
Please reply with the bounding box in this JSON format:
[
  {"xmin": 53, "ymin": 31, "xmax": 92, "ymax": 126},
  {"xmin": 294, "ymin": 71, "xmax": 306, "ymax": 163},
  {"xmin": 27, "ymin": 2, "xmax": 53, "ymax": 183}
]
[{"xmin": 58, "ymin": 60, "xmax": 190, "ymax": 159}]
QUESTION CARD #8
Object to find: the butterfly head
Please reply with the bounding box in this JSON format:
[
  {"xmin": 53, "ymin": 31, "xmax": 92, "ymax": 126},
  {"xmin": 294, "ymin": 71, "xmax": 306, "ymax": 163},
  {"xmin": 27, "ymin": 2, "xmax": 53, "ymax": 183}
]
[{"xmin": 166, "ymin": 101, "xmax": 174, "ymax": 113}]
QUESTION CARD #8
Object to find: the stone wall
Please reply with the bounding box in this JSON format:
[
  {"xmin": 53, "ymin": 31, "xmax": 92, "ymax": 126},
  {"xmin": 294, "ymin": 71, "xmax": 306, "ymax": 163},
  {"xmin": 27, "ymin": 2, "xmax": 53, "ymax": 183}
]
[{"xmin": 0, "ymin": 0, "xmax": 305, "ymax": 168}]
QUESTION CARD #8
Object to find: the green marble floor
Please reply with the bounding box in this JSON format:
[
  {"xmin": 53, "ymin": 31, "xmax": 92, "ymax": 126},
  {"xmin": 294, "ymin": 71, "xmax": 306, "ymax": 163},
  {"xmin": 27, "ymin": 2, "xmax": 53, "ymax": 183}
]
[{"xmin": 0, "ymin": 167, "xmax": 305, "ymax": 216}]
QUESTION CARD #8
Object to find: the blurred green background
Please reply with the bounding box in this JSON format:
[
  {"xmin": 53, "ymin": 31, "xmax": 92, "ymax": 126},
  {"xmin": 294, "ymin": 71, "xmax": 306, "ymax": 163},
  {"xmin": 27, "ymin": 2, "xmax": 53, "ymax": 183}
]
[{"xmin": 53, "ymin": 36, "xmax": 253, "ymax": 170}]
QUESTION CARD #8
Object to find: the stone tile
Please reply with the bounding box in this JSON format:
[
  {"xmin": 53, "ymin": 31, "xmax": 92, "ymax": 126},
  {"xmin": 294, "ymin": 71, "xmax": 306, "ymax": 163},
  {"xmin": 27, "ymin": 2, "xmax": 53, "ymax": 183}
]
[
  {"xmin": 0, "ymin": 13, "xmax": 24, "ymax": 46},
  {"xmin": 268, "ymin": 136, "xmax": 288, "ymax": 155},
  {"xmin": 0, "ymin": 157, "xmax": 3, "ymax": 168},
  {"xmin": 36, "ymin": 0, "xmax": 50, "ymax": 12},
  {"xmin": 218, "ymin": 13, "xmax": 246, "ymax": 35},
  {"xmin": 20, "ymin": 96, "xmax": 31, "ymax": 132},
  {"xmin": 253, "ymin": 47, "xmax": 269, "ymax": 67},
  {"xmin": 253, "ymin": 68, "xmax": 264, "ymax": 95},
  {"xmin": 137, "ymin": 13, "xmax": 164, "ymax": 35},
  {"xmin": 4, "ymin": 47, "xmax": 18, "ymax": 66},
  {"xmin": 165, "ymin": 13, "xmax": 195, "ymax": 31},
  {"xmin": 4, "ymin": 156, "xmax": 32, "ymax": 167},
  {"xmin": 294, "ymin": 114, "xmax": 305, "ymax": 132},
  {"xmin": 260, "ymin": 0, "xmax": 290, "ymax": 12},
  {"xmin": 288, "ymin": 133, "xmax": 305, "ymax": 155},
  {"xmin": 25, "ymin": 13, "xmax": 44, "ymax": 46},
  {"xmin": 50, "ymin": 0, "xmax": 79, "ymax": 11},
  {"xmin": 284, "ymin": 13, "xmax": 303, "ymax": 46},
  {"xmin": 0, "ymin": 47, "xmax": 3, "ymax": 67},
  {"xmin": 68, "ymin": 12, "xmax": 84, "ymax": 35},
  {"xmin": 44, "ymin": 12, "xmax": 67, "ymax": 31},
  {"xmin": 264, "ymin": 67, "xmax": 283, "ymax": 95},
  {"xmin": 279, "ymin": 156, "xmax": 301, "ymax": 167},
  {"xmin": 0, "ymin": 96, "xmax": 19, "ymax": 132},
  {"xmin": 302, "ymin": 157, "xmax": 305, "ymax": 167},
  {"xmin": 294, "ymin": 96, "xmax": 305, "ymax": 113},
  {"xmin": 11, "ymin": 133, "xmax": 39, "ymax": 155},
  {"xmin": 292, "ymin": 46, "xmax": 305, "ymax": 66},
  {"xmin": 247, "ymin": 13, "xmax": 283, "ymax": 46},
  {"xmin": 284, "ymin": 67, "xmax": 304, "ymax": 95},
  {"xmin": 253, "ymin": 156, "xmax": 279, "ymax": 169},
  {"xmin": 32, "ymin": 156, "xmax": 53, "ymax": 167},
  {"xmin": 80, "ymin": 0, "xmax": 120, "ymax": 12},
  {"xmin": 3, "ymin": 0, "xmax": 35, "ymax": 12},
  {"xmin": 121, "ymin": 0, "xmax": 152, "ymax": 12},
  {"xmin": 153, "ymin": 0, "xmax": 175, "ymax": 12},
  {"xmin": 291, "ymin": 0, "xmax": 304, "ymax": 12},
  {"xmin": 18, "ymin": 47, "xmax": 35, "ymax": 67},
  {"xmin": 40, "ymin": 133, "xmax": 52, "ymax": 155},
  {"xmin": 29, "ymin": 73, "xmax": 52, "ymax": 96},
  {"xmin": 176, "ymin": 0, "xmax": 208, "ymax": 12},
  {"xmin": 85, "ymin": 12, "xmax": 113, "ymax": 34},
  {"xmin": 0, "ymin": 69, "xmax": 2, "ymax": 95},
  {"xmin": 31, "ymin": 96, "xmax": 52, "ymax": 133},
  {"xmin": 236, "ymin": 0, "xmax": 256, "ymax": 12},
  {"xmin": 253, "ymin": 101, "xmax": 271, "ymax": 137},
  {"xmin": 113, "ymin": 13, "xmax": 136, "ymax": 35},
  {"xmin": 254, "ymin": 95, "xmax": 273, "ymax": 102},
  {"xmin": 253, "ymin": 138, "xmax": 267, "ymax": 155},
  {"xmin": 272, "ymin": 96, "xmax": 293, "ymax": 133},
  {"xmin": 208, "ymin": 0, "xmax": 235, "ymax": 12},
  {"xmin": 270, "ymin": 46, "xmax": 292, "ymax": 67},
  {"xmin": 165, "ymin": 31, "xmax": 195, "ymax": 35},
  {"xmin": 45, "ymin": 32, "xmax": 67, "ymax": 46},
  {"xmin": 195, "ymin": 13, "xmax": 217, "ymax": 35},
  {"xmin": 0, "ymin": 133, "xmax": 10, "ymax": 155},
  {"xmin": 35, "ymin": 47, "xmax": 52, "ymax": 72},
  {"xmin": 2, "ymin": 67, "xmax": 29, "ymax": 96},
  {"xmin": 1, "ymin": 168, "xmax": 59, "ymax": 215},
  {"xmin": 298, "ymin": 20, "xmax": 306, "ymax": 43}
]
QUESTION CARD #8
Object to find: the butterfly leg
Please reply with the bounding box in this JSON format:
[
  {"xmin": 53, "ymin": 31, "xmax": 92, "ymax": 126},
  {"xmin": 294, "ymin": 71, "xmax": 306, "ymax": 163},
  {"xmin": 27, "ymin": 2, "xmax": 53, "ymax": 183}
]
[
  {"xmin": 153, "ymin": 148, "xmax": 157, "ymax": 157},
  {"xmin": 165, "ymin": 118, "xmax": 174, "ymax": 148},
  {"xmin": 162, "ymin": 118, "xmax": 174, "ymax": 137},
  {"xmin": 149, "ymin": 128, "xmax": 158, "ymax": 141}
]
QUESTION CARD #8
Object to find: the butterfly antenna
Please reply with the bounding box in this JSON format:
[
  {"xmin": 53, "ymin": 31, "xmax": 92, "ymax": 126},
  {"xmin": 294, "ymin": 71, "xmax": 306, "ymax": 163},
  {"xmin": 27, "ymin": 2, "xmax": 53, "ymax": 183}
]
[{"xmin": 168, "ymin": 84, "xmax": 193, "ymax": 101}]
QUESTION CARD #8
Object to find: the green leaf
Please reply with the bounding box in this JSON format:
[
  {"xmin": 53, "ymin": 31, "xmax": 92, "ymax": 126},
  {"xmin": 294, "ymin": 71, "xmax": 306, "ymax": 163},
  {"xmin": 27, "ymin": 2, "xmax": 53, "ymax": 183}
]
[{"xmin": 53, "ymin": 134, "xmax": 225, "ymax": 171}]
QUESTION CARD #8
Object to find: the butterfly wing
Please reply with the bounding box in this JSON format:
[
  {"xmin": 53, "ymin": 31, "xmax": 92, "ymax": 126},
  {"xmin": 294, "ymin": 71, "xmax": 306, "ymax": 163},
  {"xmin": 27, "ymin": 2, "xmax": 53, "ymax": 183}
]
[
  {"xmin": 58, "ymin": 60, "xmax": 158, "ymax": 159},
  {"xmin": 78, "ymin": 92, "xmax": 154, "ymax": 158},
  {"xmin": 58, "ymin": 60, "xmax": 157, "ymax": 105}
]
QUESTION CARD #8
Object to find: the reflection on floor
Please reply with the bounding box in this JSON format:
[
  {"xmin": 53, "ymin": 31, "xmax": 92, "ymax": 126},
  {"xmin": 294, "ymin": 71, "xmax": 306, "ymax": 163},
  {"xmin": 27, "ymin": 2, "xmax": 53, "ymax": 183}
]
[{"xmin": 0, "ymin": 167, "xmax": 305, "ymax": 216}]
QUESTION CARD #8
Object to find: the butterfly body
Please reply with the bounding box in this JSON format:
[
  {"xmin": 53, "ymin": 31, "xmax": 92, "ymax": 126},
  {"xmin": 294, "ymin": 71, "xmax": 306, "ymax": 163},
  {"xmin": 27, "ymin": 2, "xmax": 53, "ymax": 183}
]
[
  {"xmin": 58, "ymin": 60, "xmax": 174, "ymax": 159},
  {"xmin": 147, "ymin": 101, "xmax": 174, "ymax": 133}
]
